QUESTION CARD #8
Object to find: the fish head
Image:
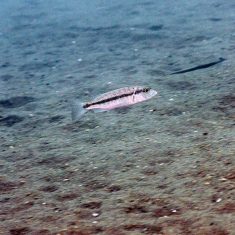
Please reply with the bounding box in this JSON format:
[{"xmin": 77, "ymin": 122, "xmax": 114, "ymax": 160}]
[
  {"xmin": 143, "ymin": 87, "xmax": 157, "ymax": 98},
  {"xmin": 149, "ymin": 88, "xmax": 158, "ymax": 97}
]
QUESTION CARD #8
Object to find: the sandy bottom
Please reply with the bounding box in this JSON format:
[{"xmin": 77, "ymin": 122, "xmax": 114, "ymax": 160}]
[{"xmin": 0, "ymin": 0, "xmax": 234, "ymax": 234}]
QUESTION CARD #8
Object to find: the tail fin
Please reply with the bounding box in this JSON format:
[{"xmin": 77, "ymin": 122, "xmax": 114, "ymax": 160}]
[{"xmin": 71, "ymin": 100, "xmax": 87, "ymax": 122}]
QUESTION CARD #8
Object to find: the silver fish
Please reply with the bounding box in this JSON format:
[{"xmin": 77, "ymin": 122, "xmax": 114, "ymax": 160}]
[{"xmin": 71, "ymin": 86, "xmax": 157, "ymax": 121}]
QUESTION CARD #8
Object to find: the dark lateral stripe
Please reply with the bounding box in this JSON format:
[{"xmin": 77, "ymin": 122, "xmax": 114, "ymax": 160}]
[{"xmin": 83, "ymin": 87, "xmax": 150, "ymax": 108}]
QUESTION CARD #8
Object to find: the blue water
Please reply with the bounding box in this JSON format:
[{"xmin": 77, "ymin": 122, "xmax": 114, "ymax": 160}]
[{"xmin": 0, "ymin": 1, "xmax": 234, "ymax": 234}]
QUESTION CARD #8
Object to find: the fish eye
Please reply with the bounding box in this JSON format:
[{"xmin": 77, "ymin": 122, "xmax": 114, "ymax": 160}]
[{"xmin": 143, "ymin": 87, "xmax": 150, "ymax": 92}]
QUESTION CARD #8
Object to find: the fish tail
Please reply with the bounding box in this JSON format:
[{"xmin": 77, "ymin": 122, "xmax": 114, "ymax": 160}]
[{"xmin": 71, "ymin": 100, "xmax": 87, "ymax": 122}]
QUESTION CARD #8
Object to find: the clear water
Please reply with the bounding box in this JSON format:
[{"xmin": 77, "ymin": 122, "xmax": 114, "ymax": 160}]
[{"xmin": 0, "ymin": 1, "xmax": 234, "ymax": 234}]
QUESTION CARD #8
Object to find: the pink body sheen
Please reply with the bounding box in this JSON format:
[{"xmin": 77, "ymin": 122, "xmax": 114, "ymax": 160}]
[
  {"xmin": 71, "ymin": 86, "xmax": 157, "ymax": 121},
  {"xmin": 86, "ymin": 88, "xmax": 157, "ymax": 110}
]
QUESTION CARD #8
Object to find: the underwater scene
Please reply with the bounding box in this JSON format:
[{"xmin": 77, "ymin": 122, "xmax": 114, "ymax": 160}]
[{"xmin": 0, "ymin": 0, "xmax": 234, "ymax": 234}]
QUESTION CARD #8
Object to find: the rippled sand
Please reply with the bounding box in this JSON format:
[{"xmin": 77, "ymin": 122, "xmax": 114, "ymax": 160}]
[{"xmin": 0, "ymin": 0, "xmax": 234, "ymax": 234}]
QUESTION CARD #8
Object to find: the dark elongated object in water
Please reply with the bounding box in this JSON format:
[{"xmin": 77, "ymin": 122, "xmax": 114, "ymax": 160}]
[{"xmin": 170, "ymin": 57, "xmax": 226, "ymax": 75}]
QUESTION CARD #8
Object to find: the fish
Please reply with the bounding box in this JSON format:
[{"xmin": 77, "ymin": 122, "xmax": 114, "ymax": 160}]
[
  {"xmin": 71, "ymin": 86, "xmax": 157, "ymax": 121},
  {"xmin": 170, "ymin": 57, "xmax": 226, "ymax": 75}
]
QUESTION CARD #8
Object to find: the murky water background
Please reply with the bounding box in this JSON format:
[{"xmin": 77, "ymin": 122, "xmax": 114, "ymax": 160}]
[{"xmin": 0, "ymin": 0, "xmax": 234, "ymax": 234}]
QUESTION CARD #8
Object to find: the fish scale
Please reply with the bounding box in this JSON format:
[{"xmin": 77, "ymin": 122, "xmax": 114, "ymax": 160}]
[
  {"xmin": 92, "ymin": 86, "xmax": 141, "ymax": 103},
  {"xmin": 71, "ymin": 86, "xmax": 157, "ymax": 121}
]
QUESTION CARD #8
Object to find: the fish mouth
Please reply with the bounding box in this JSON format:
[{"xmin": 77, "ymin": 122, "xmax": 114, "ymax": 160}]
[{"xmin": 149, "ymin": 89, "xmax": 158, "ymax": 97}]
